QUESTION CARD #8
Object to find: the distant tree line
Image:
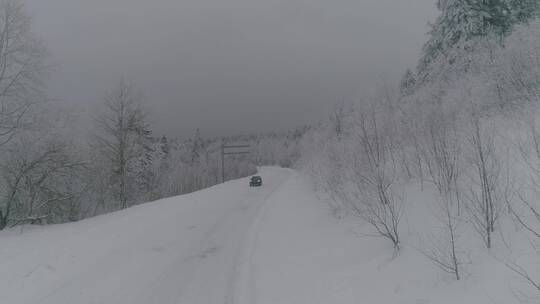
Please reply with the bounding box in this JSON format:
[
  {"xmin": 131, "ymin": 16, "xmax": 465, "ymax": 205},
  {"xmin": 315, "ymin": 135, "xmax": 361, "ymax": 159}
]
[{"xmin": 0, "ymin": 0, "xmax": 305, "ymax": 230}]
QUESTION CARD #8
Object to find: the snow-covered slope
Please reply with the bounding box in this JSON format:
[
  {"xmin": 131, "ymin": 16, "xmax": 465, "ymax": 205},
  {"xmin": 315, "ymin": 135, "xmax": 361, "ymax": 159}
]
[
  {"xmin": 249, "ymin": 172, "xmax": 533, "ymax": 304},
  {"xmin": 249, "ymin": 175, "xmax": 521, "ymax": 304}
]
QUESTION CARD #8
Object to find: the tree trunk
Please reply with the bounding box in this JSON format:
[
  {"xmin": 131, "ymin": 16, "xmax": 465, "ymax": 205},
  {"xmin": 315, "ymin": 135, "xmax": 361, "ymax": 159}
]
[{"xmin": 0, "ymin": 211, "xmax": 6, "ymax": 230}]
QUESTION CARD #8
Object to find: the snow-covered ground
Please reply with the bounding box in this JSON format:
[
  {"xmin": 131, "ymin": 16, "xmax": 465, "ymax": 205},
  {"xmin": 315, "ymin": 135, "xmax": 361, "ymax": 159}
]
[
  {"xmin": 250, "ymin": 174, "xmax": 526, "ymax": 304},
  {"xmin": 0, "ymin": 167, "xmax": 292, "ymax": 304},
  {"xmin": 0, "ymin": 167, "xmax": 533, "ymax": 303}
]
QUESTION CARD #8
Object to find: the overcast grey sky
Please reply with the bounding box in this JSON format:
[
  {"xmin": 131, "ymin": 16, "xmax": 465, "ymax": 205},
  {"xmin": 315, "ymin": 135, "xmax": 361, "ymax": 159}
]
[{"xmin": 25, "ymin": 0, "xmax": 437, "ymax": 137}]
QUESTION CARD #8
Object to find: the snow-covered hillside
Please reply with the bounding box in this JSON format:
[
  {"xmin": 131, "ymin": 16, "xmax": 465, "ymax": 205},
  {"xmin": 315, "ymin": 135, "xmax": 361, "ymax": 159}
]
[{"xmin": 252, "ymin": 175, "xmax": 529, "ymax": 304}]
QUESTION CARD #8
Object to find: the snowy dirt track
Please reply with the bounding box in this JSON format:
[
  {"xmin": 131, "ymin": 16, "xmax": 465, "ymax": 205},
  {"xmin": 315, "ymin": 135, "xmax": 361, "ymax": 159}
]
[{"xmin": 0, "ymin": 167, "xmax": 293, "ymax": 304}]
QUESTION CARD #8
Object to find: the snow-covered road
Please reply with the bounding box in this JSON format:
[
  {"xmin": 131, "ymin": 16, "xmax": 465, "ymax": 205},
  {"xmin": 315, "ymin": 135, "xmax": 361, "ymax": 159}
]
[
  {"xmin": 0, "ymin": 167, "xmax": 292, "ymax": 304},
  {"xmin": 0, "ymin": 166, "xmax": 517, "ymax": 304}
]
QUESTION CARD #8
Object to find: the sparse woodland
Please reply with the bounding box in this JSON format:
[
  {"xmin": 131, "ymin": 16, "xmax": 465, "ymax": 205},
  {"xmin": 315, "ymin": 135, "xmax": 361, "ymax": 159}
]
[
  {"xmin": 0, "ymin": 0, "xmax": 304, "ymax": 229},
  {"xmin": 299, "ymin": 0, "xmax": 540, "ymax": 297}
]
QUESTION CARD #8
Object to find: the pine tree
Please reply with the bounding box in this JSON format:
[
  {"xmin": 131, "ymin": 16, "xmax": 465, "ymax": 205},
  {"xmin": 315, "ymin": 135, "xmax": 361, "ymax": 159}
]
[
  {"xmin": 476, "ymin": 0, "xmax": 512, "ymax": 36},
  {"xmin": 158, "ymin": 136, "xmax": 171, "ymax": 179},
  {"xmin": 160, "ymin": 136, "xmax": 170, "ymax": 155},
  {"xmin": 419, "ymin": 0, "xmax": 480, "ymax": 76},
  {"xmin": 418, "ymin": 0, "xmax": 523, "ymax": 79},
  {"xmin": 133, "ymin": 120, "xmax": 154, "ymax": 194},
  {"xmin": 506, "ymin": 0, "xmax": 540, "ymax": 24},
  {"xmin": 190, "ymin": 129, "xmax": 204, "ymax": 165},
  {"xmin": 399, "ymin": 69, "xmax": 417, "ymax": 96}
]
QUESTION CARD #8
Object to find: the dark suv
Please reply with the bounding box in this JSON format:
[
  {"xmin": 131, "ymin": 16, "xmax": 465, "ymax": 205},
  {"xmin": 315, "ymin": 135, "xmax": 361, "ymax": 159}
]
[{"xmin": 249, "ymin": 176, "xmax": 262, "ymax": 187}]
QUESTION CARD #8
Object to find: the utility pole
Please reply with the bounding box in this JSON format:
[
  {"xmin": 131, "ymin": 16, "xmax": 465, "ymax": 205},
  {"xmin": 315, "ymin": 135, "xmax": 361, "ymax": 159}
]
[{"xmin": 221, "ymin": 142, "xmax": 250, "ymax": 183}]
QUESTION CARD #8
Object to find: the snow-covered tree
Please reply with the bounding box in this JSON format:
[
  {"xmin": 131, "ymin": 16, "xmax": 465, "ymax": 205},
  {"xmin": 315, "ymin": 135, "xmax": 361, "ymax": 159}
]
[
  {"xmin": 0, "ymin": 138, "xmax": 84, "ymax": 230},
  {"xmin": 133, "ymin": 118, "xmax": 154, "ymax": 196},
  {"xmin": 190, "ymin": 129, "xmax": 204, "ymax": 166},
  {"xmin": 417, "ymin": 0, "xmax": 533, "ymax": 81},
  {"xmin": 419, "ymin": 0, "xmax": 482, "ymax": 77},
  {"xmin": 93, "ymin": 81, "xmax": 152, "ymax": 209},
  {"xmin": 399, "ymin": 69, "xmax": 417, "ymax": 97},
  {"xmin": 0, "ymin": 0, "xmax": 46, "ymax": 148},
  {"xmin": 506, "ymin": 0, "xmax": 540, "ymax": 25}
]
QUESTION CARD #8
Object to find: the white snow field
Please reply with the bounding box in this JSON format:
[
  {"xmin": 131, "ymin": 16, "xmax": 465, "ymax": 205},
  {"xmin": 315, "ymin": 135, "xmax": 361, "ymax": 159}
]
[{"xmin": 0, "ymin": 167, "xmax": 533, "ymax": 304}]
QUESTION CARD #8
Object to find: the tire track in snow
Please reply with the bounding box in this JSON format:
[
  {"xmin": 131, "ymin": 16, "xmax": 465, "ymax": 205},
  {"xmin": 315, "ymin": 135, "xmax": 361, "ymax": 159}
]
[
  {"xmin": 143, "ymin": 167, "xmax": 292, "ymax": 304},
  {"xmin": 231, "ymin": 170, "xmax": 295, "ymax": 304}
]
